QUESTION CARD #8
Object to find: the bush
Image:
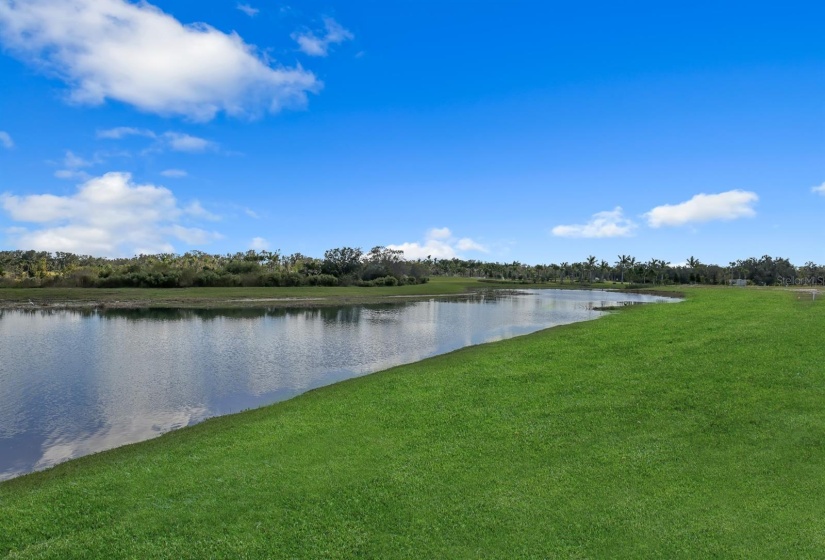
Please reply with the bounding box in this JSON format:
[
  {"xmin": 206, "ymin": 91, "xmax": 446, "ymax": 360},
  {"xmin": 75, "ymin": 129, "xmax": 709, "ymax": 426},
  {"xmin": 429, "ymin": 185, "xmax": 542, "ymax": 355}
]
[
  {"xmin": 224, "ymin": 261, "xmax": 260, "ymax": 275},
  {"xmin": 361, "ymin": 264, "xmax": 388, "ymax": 282},
  {"xmin": 380, "ymin": 275, "xmax": 398, "ymax": 286},
  {"xmin": 194, "ymin": 270, "xmax": 221, "ymax": 287},
  {"xmin": 356, "ymin": 276, "xmax": 399, "ymax": 287},
  {"xmin": 307, "ymin": 274, "xmax": 339, "ymax": 287}
]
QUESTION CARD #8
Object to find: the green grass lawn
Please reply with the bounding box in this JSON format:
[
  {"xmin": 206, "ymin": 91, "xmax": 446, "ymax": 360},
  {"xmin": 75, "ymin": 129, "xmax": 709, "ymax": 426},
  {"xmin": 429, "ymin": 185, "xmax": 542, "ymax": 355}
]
[{"xmin": 2, "ymin": 287, "xmax": 823, "ymax": 558}]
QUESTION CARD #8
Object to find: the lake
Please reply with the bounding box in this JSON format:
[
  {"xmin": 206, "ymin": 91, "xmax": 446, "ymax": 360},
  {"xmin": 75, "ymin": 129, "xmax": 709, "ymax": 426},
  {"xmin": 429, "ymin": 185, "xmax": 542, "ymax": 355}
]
[{"xmin": 0, "ymin": 289, "xmax": 674, "ymax": 481}]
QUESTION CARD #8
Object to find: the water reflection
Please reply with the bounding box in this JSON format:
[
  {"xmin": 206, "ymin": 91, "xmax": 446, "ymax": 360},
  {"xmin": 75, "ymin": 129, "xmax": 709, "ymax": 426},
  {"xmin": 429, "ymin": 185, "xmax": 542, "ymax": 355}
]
[{"xmin": 0, "ymin": 290, "xmax": 674, "ymax": 480}]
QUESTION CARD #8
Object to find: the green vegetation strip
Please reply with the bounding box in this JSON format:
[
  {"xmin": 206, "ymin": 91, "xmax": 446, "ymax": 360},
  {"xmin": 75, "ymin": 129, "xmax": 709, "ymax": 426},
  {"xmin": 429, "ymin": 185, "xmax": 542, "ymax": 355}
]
[
  {"xmin": 0, "ymin": 278, "xmax": 477, "ymax": 309},
  {"xmin": 2, "ymin": 288, "xmax": 823, "ymax": 558},
  {"xmin": 0, "ymin": 278, "xmax": 603, "ymax": 309}
]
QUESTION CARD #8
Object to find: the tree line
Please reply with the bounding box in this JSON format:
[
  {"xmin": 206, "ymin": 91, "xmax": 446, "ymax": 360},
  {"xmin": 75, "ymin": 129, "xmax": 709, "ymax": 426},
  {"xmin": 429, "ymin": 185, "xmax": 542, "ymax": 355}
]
[
  {"xmin": 0, "ymin": 249, "xmax": 822, "ymax": 288},
  {"xmin": 430, "ymin": 254, "xmax": 824, "ymax": 286},
  {"xmin": 0, "ymin": 247, "xmax": 428, "ymax": 288}
]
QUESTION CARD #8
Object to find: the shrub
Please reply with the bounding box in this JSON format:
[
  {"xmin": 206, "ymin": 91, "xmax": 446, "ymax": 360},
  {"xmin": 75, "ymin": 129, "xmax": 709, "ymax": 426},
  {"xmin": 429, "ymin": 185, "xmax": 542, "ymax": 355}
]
[
  {"xmin": 307, "ymin": 274, "xmax": 339, "ymax": 287},
  {"xmin": 194, "ymin": 270, "xmax": 221, "ymax": 287},
  {"xmin": 224, "ymin": 261, "xmax": 260, "ymax": 275}
]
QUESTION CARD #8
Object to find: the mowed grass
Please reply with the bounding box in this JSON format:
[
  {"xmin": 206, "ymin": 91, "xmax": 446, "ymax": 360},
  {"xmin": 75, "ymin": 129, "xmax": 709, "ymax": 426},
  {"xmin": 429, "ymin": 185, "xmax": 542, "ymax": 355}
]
[{"xmin": 1, "ymin": 287, "xmax": 823, "ymax": 558}]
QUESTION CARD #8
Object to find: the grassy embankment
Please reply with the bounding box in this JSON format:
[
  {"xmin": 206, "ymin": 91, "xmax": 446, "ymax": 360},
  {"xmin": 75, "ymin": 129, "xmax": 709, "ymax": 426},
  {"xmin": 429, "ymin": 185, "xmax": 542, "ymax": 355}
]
[
  {"xmin": 0, "ymin": 277, "xmax": 618, "ymax": 309},
  {"xmin": 2, "ymin": 287, "xmax": 823, "ymax": 558}
]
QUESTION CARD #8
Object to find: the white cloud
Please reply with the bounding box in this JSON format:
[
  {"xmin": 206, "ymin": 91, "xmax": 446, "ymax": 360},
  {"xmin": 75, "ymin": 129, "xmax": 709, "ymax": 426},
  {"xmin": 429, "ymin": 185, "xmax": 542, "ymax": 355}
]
[
  {"xmin": 292, "ymin": 17, "xmax": 353, "ymax": 57},
  {"xmin": 0, "ymin": 0, "xmax": 321, "ymax": 120},
  {"xmin": 54, "ymin": 150, "xmax": 95, "ymax": 180},
  {"xmin": 63, "ymin": 150, "xmax": 92, "ymax": 169},
  {"xmin": 96, "ymin": 127, "xmax": 155, "ymax": 139},
  {"xmin": 552, "ymin": 207, "xmax": 637, "ymax": 238},
  {"xmin": 811, "ymin": 182, "xmax": 825, "ymax": 196},
  {"xmin": 169, "ymin": 225, "xmax": 221, "ymax": 245},
  {"xmin": 1, "ymin": 172, "xmax": 220, "ymax": 255},
  {"xmin": 428, "ymin": 227, "xmax": 452, "ymax": 240},
  {"xmin": 250, "ymin": 236, "xmax": 269, "ymax": 250},
  {"xmin": 387, "ymin": 241, "xmax": 454, "ymax": 260},
  {"xmin": 244, "ymin": 208, "xmax": 261, "ymax": 219},
  {"xmin": 0, "ymin": 131, "xmax": 13, "ymax": 149},
  {"xmin": 54, "ymin": 169, "xmax": 91, "ymax": 181},
  {"xmin": 161, "ymin": 132, "xmax": 215, "ymax": 153},
  {"xmin": 99, "ymin": 127, "xmax": 216, "ymax": 153},
  {"xmin": 184, "ymin": 200, "xmax": 220, "ymax": 221},
  {"xmin": 237, "ymin": 3, "xmax": 259, "ymax": 17},
  {"xmin": 456, "ymin": 238, "xmax": 487, "ymax": 251},
  {"xmin": 160, "ymin": 169, "xmax": 187, "ymax": 178},
  {"xmin": 644, "ymin": 190, "xmax": 758, "ymax": 228},
  {"xmin": 387, "ymin": 227, "xmax": 488, "ymax": 260}
]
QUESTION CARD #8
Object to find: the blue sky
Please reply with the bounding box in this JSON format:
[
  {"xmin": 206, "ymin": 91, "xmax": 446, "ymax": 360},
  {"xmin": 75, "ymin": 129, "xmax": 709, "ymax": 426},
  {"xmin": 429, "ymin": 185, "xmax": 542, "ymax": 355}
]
[{"xmin": 0, "ymin": 1, "xmax": 822, "ymax": 265}]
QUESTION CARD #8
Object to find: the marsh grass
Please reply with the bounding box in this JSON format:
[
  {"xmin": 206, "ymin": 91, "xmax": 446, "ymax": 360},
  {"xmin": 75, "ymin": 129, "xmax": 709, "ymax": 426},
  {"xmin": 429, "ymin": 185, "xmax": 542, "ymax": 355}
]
[
  {"xmin": 0, "ymin": 278, "xmax": 654, "ymax": 310},
  {"xmin": 0, "ymin": 278, "xmax": 482, "ymax": 308},
  {"xmin": 1, "ymin": 287, "xmax": 823, "ymax": 558}
]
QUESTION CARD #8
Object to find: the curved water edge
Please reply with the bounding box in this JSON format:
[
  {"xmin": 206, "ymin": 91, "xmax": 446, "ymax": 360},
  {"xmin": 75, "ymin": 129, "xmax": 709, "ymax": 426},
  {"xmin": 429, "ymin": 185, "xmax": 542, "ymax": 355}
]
[{"xmin": 0, "ymin": 289, "xmax": 677, "ymax": 481}]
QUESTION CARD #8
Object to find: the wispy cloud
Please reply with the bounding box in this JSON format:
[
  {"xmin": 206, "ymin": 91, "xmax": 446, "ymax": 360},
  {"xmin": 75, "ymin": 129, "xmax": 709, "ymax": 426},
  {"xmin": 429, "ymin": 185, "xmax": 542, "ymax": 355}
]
[
  {"xmin": 63, "ymin": 150, "xmax": 92, "ymax": 169},
  {"xmin": 552, "ymin": 207, "xmax": 637, "ymax": 238},
  {"xmin": 184, "ymin": 201, "xmax": 221, "ymax": 221},
  {"xmin": 387, "ymin": 227, "xmax": 488, "ymax": 260},
  {"xmin": 236, "ymin": 3, "xmax": 259, "ymax": 17},
  {"xmin": 160, "ymin": 169, "xmax": 188, "ymax": 178},
  {"xmin": 645, "ymin": 190, "xmax": 758, "ymax": 228},
  {"xmin": 161, "ymin": 132, "xmax": 215, "ymax": 153},
  {"xmin": 99, "ymin": 127, "xmax": 217, "ymax": 153},
  {"xmin": 456, "ymin": 238, "xmax": 487, "ymax": 251},
  {"xmin": 0, "ymin": 131, "xmax": 13, "ymax": 149},
  {"xmin": 53, "ymin": 150, "xmax": 95, "ymax": 181},
  {"xmin": 54, "ymin": 169, "xmax": 90, "ymax": 181},
  {"xmin": 1, "ymin": 172, "xmax": 221, "ymax": 255},
  {"xmin": 0, "ymin": 0, "xmax": 320, "ymax": 120},
  {"xmin": 811, "ymin": 182, "xmax": 825, "ymax": 196},
  {"xmin": 250, "ymin": 237, "xmax": 269, "ymax": 250},
  {"xmin": 292, "ymin": 17, "xmax": 353, "ymax": 57},
  {"xmin": 96, "ymin": 127, "xmax": 155, "ymax": 140}
]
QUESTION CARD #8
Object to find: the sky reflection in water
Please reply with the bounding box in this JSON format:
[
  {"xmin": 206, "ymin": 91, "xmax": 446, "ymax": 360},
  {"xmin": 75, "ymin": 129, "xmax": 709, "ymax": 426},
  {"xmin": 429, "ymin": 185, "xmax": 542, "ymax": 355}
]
[{"xmin": 0, "ymin": 290, "xmax": 673, "ymax": 480}]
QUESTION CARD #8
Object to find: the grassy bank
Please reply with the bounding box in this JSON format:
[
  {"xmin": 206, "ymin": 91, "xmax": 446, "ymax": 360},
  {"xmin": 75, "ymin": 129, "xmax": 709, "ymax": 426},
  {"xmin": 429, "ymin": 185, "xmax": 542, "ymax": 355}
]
[
  {"xmin": 2, "ymin": 287, "xmax": 823, "ymax": 558},
  {"xmin": 0, "ymin": 277, "xmax": 623, "ymax": 309}
]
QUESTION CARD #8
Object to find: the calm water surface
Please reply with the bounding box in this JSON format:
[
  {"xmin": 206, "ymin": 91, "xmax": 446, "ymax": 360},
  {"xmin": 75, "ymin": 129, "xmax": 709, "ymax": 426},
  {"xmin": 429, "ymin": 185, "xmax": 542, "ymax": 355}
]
[{"xmin": 0, "ymin": 289, "xmax": 673, "ymax": 480}]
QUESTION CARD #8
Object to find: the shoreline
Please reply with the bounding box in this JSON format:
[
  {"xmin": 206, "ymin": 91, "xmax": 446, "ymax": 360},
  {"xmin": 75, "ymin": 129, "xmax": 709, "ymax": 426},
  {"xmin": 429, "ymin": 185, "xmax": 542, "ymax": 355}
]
[
  {"xmin": 1, "ymin": 289, "xmax": 670, "ymax": 482},
  {"xmin": 0, "ymin": 281, "xmax": 684, "ymax": 311}
]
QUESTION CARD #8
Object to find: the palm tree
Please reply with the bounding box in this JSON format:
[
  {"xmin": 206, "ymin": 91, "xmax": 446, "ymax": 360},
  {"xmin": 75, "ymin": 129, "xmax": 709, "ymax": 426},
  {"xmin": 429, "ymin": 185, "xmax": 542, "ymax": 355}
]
[
  {"xmin": 615, "ymin": 254, "xmax": 631, "ymax": 284},
  {"xmin": 658, "ymin": 259, "xmax": 671, "ymax": 284},
  {"xmin": 585, "ymin": 255, "xmax": 597, "ymax": 284},
  {"xmin": 550, "ymin": 263, "xmax": 561, "ymax": 283},
  {"xmin": 644, "ymin": 260, "xmax": 657, "ymax": 284},
  {"xmin": 599, "ymin": 260, "xmax": 610, "ymax": 283},
  {"xmin": 686, "ymin": 256, "xmax": 701, "ymax": 283},
  {"xmin": 572, "ymin": 262, "xmax": 583, "ymax": 284}
]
